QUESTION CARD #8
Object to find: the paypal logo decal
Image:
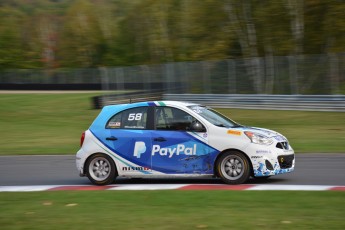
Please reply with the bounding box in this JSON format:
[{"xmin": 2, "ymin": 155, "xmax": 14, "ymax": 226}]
[
  {"xmin": 133, "ymin": 141, "xmax": 146, "ymax": 158},
  {"xmin": 152, "ymin": 144, "xmax": 197, "ymax": 158}
]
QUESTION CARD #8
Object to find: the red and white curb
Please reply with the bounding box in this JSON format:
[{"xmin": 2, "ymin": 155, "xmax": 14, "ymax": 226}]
[{"xmin": 0, "ymin": 184, "xmax": 345, "ymax": 192}]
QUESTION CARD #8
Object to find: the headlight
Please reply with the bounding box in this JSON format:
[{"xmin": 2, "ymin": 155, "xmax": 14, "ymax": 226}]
[{"xmin": 244, "ymin": 131, "xmax": 273, "ymax": 145}]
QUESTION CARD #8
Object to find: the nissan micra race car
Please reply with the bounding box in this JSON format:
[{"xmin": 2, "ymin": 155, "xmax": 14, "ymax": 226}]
[{"xmin": 76, "ymin": 101, "xmax": 295, "ymax": 185}]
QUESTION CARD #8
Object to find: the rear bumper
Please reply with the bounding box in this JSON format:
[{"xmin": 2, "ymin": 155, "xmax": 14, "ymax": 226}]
[{"xmin": 76, "ymin": 148, "xmax": 86, "ymax": 177}]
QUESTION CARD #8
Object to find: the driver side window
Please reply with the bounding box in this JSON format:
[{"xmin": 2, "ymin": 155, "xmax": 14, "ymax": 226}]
[{"xmin": 155, "ymin": 107, "xmax": 205, "ymax": 132}]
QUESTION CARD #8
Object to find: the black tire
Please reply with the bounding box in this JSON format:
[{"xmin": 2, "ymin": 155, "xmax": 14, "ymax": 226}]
[
  {"xmin": 85, "ymin": 153, "xmax": 117, "ymax": 185},
  {"xmin": 217, "ymin": 151, "xmax": 250, "ymax": 184}
]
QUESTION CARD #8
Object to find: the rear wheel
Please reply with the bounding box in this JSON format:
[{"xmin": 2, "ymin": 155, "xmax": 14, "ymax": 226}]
[
  {"xmin": 86, "ymin": 153, "xmax": 117, "ymax": 185},
  {"xmin": 217, "ymin": 151, "xmax": 250, "ymax": 184}
]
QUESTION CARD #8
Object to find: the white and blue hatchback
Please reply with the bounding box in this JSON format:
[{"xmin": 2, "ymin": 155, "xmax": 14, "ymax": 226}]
[{"xmin": 76, "ymin": 101, "xmax": 295, "ymax": 185}]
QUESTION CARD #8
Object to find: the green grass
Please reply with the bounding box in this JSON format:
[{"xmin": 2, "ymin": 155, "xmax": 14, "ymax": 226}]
[
  {"xmin": 0, "ymin": 191, "xmax": 344, "ymax": 230},
  {"xmin": 217, "ymin": 108, "xmax": 345, "ymax": 153},
  {"xmin": 0, "ymin": 93, "xmax": 100, "ymax": 155},
  {"xmin": 0, "ymin": 93, "xmax": 344, "ymax": 155}
]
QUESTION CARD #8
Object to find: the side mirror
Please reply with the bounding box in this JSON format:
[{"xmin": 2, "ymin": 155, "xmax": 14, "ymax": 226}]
[{"xmin": 190, "ymin": 121, "xmax": 206, "ymax": 132}]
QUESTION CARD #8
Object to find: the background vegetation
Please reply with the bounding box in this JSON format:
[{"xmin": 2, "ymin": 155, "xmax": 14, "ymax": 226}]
[{"xmin": 0, "ymin": 0, "xmax": 344, "ymax": 70}]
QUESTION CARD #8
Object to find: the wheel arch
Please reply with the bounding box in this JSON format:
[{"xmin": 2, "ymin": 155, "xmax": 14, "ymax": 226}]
[{"xmin": 213, "ymin": 148, "xmax": 254, "ymax": 177}]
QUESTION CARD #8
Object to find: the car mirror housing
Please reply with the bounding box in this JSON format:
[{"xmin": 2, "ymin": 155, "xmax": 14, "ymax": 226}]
[{"xmin": 190, "ymin": 121, "xmax": 206, "ymax": 132}]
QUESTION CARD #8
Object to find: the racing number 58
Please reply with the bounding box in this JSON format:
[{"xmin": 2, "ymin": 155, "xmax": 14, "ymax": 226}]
[{"xmin": 128, "ymin": 113, "xmax": 142, "ymax": 121}]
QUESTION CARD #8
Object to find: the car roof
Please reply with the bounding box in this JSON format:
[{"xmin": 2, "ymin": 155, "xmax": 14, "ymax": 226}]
[
  {"xmin": 90, "ymin": 101, "xmax": 202, "ymax": 129},
  {"xmin": 103, "ymin": 100, "xmax": 200, "ymax": 110}
]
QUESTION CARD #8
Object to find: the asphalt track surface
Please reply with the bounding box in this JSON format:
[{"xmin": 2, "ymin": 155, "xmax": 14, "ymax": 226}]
[{"xmin": 0, "ymin": 154, "xmax": 344, "ymax": 186}]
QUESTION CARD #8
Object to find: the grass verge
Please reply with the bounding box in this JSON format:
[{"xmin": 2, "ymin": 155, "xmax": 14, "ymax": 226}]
[
  {"xmin": 0, "ymin": 93, "xmax": 100, "ymax": 155},
  {"xmin": 0, "ymin": 191, "xmax": 344, "ymax": 230},
  {"xmin": 217, "ymin": 108, "xmax": 345, "ymax": 153},
  {"xmin": 0, "ymin": 93, "xmax": 344, "ymax": 155}
]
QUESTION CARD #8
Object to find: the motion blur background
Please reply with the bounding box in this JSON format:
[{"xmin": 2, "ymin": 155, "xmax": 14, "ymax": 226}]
[
  {"xmin": 0, "ymin": 2, "xmax": 345, "ymax": 229},
  {"xmin": 0, "ymin": 0, "xmax": 344, "ymax": 95}
]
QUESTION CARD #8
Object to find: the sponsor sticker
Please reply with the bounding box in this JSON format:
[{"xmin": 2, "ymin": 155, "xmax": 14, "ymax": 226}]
[
  {"xmin": 227, "ymin": 130, "xmax": 241, "ymax": 136},
  {"xmin": 122, "ymin": 166, "xmax": 150, "ymax": 171},
  {"xmin": 256, "ymin": 150, "xmax": 271, "ymax": 154},
  {"xmin": 251, "ymin": 156, "xmax": 263, "ymax": 159},
  {"xmin": 191, "ymin": 106, "xmax": 203, "ymax": 114},
  {"xmin": 152, "ymin": 144, "xmax": 197, "ymax": 158},
  {"xmin": 108, "ymin": 121, "xmax": 121, "ymax": 127},
  {"xmin": 124, "ymin": 125, "xmax": 145, "ymax": 129}
]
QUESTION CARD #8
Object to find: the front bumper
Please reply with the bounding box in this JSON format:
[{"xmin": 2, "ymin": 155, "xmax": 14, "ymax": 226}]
[{"xmin": 245, "ymin": 143, "xmax": 295, "ymax": 177}]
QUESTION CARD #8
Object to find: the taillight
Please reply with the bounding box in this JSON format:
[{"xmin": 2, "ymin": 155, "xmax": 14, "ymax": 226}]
[{"xmin": 80, "ymin": 132, "xmax": 85, "ymax": 147}]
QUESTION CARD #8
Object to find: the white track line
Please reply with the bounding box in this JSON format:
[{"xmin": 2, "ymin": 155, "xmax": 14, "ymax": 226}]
[
  {"xmin": 0, "ymin": 184, "xmax": 344, "ymax": 192},
  {"xmin": 246, "ymin": 185, "xmax": 334, "ymax": 191},
  {"xmin": 108, "ymin": 184, "xmax": 187, "ymax": 190},
  {"xmin": 0, "ymin": 185, "xmax": 57, "ymax": 192}
]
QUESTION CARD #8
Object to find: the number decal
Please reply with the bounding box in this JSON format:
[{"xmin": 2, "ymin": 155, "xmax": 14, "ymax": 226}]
[
  {"xmin": 128, "ymin": 113, "xmax": 142, "ymax": 121},
  {"xmin": 135, "ymin": 113, "xmax": 142, "ymax": 120},
  {"xmin": 128, "ymin": 114, "xmax": 135, "ymax": 121}
]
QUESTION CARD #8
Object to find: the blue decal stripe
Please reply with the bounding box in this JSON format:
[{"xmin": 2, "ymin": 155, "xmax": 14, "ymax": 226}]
[
  {"xmin": 190, "ymin": 131, "xmax": 208, "ymax": 142},
  {"xmin": 90, "ymin": 131, "xmax": 152, "ymax": 175},
  {"xmin": 149, "ymin": 131, "xmax": 221, "ymax": 174},
  {"xmin": 90, "ymin": 129, "xmax": 221, "ymax": 175},
  {"xmin": 90, "ymin": 129, "xmax": 145, "ymax": 167},
  {"xmin": 147, "ymin": 102, "xmax": 156, "ymax": 106},
  {"xmin": 185, "ymin": 132, "xmax": 220, "ymax": 152}
]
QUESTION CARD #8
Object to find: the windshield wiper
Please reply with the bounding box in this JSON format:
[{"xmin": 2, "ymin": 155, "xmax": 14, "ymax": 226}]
[
  {"xmin": 231, "ymin": 124, "xmax": 243, "ymax": 128},
  {"xmin": 215, "ymin": 123, "xmax": 228, "ymax": 127}
]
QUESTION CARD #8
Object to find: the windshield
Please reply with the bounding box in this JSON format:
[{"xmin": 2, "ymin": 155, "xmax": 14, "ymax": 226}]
[{"xmin": 187, "ymin": 105, "xmax": 241, "ymax": 128}]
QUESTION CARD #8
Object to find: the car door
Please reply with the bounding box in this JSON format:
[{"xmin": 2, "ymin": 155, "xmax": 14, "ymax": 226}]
[
  {"xmin": 151, "ymin": 106, "xmax": 217, "ymax": 174},
  {"xmin": 102, "ymin": 106, "xmax": 153, "ymax": 175}
]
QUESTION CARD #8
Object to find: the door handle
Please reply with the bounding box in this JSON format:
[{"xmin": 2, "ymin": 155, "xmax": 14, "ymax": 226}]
[
  {"xmin": 153, "ymin": 137, "xmax": 166, "ymax": 142},
  {"xmin": 106, "ymin": 136, "xmax": 118, "ymax": 141}
]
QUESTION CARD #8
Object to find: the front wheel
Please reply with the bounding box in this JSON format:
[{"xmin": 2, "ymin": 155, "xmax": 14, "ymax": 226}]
[
  {"xmin": 86, "ymin": 153, "xmax": 117, "ymax": 185},
  {"xmin": 217, "ymin": 151, "xmax": 250, "ymax": 184}
]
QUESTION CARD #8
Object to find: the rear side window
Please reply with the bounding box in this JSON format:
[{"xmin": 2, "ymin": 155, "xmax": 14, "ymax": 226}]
[{"xmin": 106, "ymin": 107, "xmax": 148, "ymax": 129}]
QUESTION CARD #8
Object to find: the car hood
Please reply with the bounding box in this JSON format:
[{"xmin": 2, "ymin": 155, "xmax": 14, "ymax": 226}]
[{"xmin": 234, "ymin": 126, "xmax": 287, "ymax": 142}]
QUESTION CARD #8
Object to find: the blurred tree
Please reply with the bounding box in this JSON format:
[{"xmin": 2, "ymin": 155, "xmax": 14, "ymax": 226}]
[
  {"xmin": 58, "ymin": 0, "xmax": 102, "ymax": 67},
  {"xmin": 0, "ymin": 0, "xmax": 344, "ymax": 69},
  {"xmin": 253, "ymin": 0, "xmax": 293, "ymax": 93},
  {"xmin": 323, "ymin": 0, "xmax": 345, "ymax": 53},
  {"xmin": 0, "ymin": 6, "xmax": 25, "ymax": 69},
  {"xmin": 185, "ymin": 0, "xmax": 229, "ymax": 61},
  {"xmin": 285, "ymin": 0, "xmax": 305, "ymax": 55},
  {"xmin": 224, "ymin": 0, "xmax": 264, "ymax": 93}
]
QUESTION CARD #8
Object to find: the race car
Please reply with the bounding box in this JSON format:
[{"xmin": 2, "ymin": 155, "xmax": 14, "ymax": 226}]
[{"xmin": 76, "ymin": 101, "xmax": 295, "ymax": 185}]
